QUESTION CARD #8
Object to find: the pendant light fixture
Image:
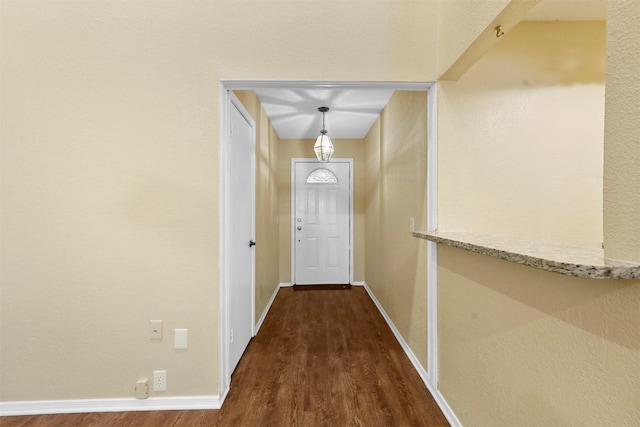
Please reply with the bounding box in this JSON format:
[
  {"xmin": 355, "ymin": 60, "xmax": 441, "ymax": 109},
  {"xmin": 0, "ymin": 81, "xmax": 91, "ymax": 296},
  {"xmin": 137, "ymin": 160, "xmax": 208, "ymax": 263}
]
[{"xmin": 314, "ymin": 106, "xmax": 334, "ymax": 162}]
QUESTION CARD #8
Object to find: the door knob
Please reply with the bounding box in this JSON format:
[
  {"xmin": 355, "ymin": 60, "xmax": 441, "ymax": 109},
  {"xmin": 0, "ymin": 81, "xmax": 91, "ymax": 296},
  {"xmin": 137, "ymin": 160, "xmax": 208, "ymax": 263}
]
[{"xmin": 249, "ymin": 240, "xmax": 256, "ymax": 247}]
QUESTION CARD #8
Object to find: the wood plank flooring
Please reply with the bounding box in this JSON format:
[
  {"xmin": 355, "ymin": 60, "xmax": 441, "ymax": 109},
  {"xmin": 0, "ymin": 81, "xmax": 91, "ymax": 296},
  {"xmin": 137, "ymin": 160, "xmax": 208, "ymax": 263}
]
[{"xmin": 1, "ymin": 287, "xmax": 448, "ymax": 426}]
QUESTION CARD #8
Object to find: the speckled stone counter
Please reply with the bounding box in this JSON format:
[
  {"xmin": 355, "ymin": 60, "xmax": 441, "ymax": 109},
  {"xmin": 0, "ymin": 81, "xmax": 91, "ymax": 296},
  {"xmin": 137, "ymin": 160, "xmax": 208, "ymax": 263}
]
[{"xmin": 412, "ymin": 231, "xmax": 640, "ymax": 280}]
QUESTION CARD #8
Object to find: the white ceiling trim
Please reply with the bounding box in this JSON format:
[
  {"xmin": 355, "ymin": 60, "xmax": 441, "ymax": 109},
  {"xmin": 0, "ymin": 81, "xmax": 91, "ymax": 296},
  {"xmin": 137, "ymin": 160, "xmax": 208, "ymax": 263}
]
[{"xmin": 221, "ymin": 80, "xmax": 432, "ymax": 91}]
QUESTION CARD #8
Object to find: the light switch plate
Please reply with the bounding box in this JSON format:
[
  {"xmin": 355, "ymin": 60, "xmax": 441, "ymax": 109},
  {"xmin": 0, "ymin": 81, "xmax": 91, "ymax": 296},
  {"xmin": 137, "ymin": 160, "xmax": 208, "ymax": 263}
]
[
  {"xmin": 175, "ymin": 328, "xmax": 188, "ymax": 349},
  {"xmin": 150, "ymin": 320, "xmax": 162, "ymax": 340}
]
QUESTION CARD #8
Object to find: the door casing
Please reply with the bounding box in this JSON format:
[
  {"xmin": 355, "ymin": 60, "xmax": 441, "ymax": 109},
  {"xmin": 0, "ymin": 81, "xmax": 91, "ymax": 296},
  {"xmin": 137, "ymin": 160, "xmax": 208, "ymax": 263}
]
[{"xmin": 219, "ymin": 80, "xmax": 435, "ymax": 407}]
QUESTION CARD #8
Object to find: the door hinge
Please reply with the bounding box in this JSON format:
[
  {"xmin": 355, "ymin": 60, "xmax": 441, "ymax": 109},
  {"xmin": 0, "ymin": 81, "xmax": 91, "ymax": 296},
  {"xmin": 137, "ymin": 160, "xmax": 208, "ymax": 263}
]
[
  {"xmin": 230, "ymin": 123, "xmax": 234, "ymax": 137},
  {"xmin": 230, "ymin": 328, "xmax": 234, "ymax": 342}
]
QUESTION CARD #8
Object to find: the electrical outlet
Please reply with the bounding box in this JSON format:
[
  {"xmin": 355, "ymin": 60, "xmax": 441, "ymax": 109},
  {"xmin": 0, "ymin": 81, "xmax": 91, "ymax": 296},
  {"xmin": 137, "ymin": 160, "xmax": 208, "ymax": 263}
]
[
  {"xmin": 135, "ymin": 378, "xmax": 149, "ymax": 399},
  {"xmin": 153, "ymin": 370, "xmax": 167, "ymax": 392}
]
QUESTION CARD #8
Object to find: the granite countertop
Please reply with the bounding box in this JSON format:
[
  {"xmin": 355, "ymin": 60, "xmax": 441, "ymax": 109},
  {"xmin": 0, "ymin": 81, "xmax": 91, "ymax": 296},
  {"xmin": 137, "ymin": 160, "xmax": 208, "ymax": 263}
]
[{"xmin": 412, "ymin": 230, "xmax": 640, "ymax": 280}]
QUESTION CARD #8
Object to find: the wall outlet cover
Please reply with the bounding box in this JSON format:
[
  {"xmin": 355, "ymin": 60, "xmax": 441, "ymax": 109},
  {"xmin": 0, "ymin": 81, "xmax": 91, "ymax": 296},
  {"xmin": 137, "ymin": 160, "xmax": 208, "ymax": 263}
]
[{"xmin": 153, "ymin": 370, "xmax": 167, "ymax": 392}]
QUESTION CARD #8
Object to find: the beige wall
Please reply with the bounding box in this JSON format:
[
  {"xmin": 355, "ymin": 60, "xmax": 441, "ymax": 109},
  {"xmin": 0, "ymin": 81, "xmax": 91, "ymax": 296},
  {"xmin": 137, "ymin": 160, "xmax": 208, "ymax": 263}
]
[
  {"xmin": 364, "ymin": 91, "xmax": 429, "ymax": 369},
  {"xmin": 232, "ymin": 91, "xmax": 280, "ymax": 323},
  {"xmin": 604, "ymin": 0, "xmax": 640, "ymax": 262},
  {"xmin": 0, "ymin": 0, "xmax": 438, "ymax": 401},
  {"xmin": 438, "ymin": 21, "xmax": 605, "ymax": 248},
  {"xmin": 278, "ymin": 139, "xmax": 366, "ymax": 284},
  {"xmin": 438, "ymin": 246, "xmax": 640, "ymax": 426}
]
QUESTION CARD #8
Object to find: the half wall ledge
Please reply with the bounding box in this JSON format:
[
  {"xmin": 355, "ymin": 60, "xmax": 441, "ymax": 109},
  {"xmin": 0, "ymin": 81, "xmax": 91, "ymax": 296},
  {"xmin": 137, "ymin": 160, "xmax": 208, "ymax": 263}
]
[{"xmin": 413, "ymin": 231, "xmax": 640, "ymax": 280}]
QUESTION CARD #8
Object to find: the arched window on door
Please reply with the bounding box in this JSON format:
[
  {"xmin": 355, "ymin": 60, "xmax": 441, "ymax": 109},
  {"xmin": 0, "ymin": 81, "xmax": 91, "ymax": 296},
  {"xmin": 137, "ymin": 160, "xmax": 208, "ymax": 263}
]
[{"xmin": 306, "ymin": 168, "xmax": 338, "ymax": 184}]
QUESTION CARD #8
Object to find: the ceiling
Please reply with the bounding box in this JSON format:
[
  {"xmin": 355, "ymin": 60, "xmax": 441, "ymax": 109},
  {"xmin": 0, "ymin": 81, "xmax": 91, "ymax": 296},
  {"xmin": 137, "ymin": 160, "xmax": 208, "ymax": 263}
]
[
  {"xmin": 526, "ymin": 0, "xmax": 606, "ymax": 21},
  {"xmin": 253, "ymin": 1, "xmax": 606, "ymax": 141},
  {"xmin": 254, "ymin": 88, "xmax": 395, "ymax": 140}
]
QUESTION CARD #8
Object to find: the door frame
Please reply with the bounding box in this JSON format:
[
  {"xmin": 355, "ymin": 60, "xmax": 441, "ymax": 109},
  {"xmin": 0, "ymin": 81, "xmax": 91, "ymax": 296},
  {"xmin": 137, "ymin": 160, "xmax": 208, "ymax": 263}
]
[
  {"xmin": 219, "ymin": 80, "xmax": 434, "ymax": 406},
  {"xmin": 291, "ymin": 158, "xmax": 354, "ymax": 285},
  {"xmin": 219, "ymin": 88, "xmax": 256, "ymax": 396}
]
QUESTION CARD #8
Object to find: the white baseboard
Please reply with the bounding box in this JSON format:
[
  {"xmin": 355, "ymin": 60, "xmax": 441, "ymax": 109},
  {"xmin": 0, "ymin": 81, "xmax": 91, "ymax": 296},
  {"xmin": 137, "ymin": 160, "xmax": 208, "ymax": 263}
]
[
  {"xmin": 352, "ymin": 281, "xmax": 365, "ymax": 286},
  {"xmin": 279, "ymin": 282, "xmax": 293, "ymax": 287},
  {"xmin": 217, "ymin": 382, "xmax": 230, "ymax": 409},
  {"xmin": 360, "ymin": 284, "xmax": 430, "ymax": 382},
  {"xmin": 255, "ymin": 284, "xmax": 281, "ymax": 334},
  {"xmin": 360, "ymin": 282, "xmax": 461, "ymax": 427},
  {"xmin": 0, "ymin": 395, "xmax": 222, "ymax": 416}
]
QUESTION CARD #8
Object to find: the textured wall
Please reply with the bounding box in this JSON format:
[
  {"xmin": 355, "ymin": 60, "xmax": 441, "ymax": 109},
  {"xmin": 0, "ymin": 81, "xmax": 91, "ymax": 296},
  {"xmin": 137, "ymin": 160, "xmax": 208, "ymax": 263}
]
[
  {"xmin": 438, "ymin": 21, "xmax": 605, "ymax": 248},
  {"xmin": 364, "ymin": 91, "xmax": 429, "ymax": 369},
  {"xmin": 604, "ymin": 0, "xmax": 640, "ymax": 262},
  {"xmin": 438, "ymin": 246, "xmax": 640, "ymax": 426},
  {"xmin": 0, "ymin": 0, "xmax": 437, "ymax": 401},
  {"xmin": 437, "ymin": 0, "xmax": 511, "ymax": 77},
  {"xmin": 277, "ymin": 139, "xmax": 366, "ymax": 284},
  {"xmin": 232, "ymin": 91, "xmax": 280, "ymax": 325}
]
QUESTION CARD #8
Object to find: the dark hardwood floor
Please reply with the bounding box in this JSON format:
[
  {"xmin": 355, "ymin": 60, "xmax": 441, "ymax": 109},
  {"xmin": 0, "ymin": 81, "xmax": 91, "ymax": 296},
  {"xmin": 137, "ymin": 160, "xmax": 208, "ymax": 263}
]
[{"xmin": 2, "ymin": 287, "xmax": 448, "ymax": 426}]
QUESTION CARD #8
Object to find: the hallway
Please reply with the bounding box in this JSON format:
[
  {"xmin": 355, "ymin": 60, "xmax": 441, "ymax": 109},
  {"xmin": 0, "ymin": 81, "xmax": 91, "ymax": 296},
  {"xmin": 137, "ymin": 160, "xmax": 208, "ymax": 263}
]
[{"xmin": 217, "ymin": 286, "xmax": 448, "ymax": 426}]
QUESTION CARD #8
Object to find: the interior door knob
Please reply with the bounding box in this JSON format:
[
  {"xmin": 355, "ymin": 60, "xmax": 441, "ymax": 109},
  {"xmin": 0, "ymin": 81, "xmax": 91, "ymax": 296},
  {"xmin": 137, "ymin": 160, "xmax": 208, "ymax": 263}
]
[{"xmin": 249, "ymin": 240, "xmax": 256, "ymax": 247}]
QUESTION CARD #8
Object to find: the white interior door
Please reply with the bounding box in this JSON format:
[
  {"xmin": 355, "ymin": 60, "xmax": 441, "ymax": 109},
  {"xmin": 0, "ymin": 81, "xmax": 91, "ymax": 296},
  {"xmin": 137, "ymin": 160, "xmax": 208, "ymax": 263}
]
[
  {"xmin": 228, "ymin": 96, "xmax": 255, "ymax": 374},
  {"xmin": 294, "ymin": 161, "xmax": 350, "ymax": 285}
]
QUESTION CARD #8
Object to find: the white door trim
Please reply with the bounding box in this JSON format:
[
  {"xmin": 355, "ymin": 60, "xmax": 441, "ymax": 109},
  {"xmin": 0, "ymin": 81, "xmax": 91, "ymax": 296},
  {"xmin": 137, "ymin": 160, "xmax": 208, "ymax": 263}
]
[
  {"xmin": 291, "ymin": 158, "xmax": 354, "ymax": 285},
  {"xmin": 219, "ymin": 80, "xmax": 434, "ymax": 406},
  {"xmin": 426, "ymin": 83, "xmax": 439, "ymax": 390},
  {"xmin": 219, "ymin": 87, "xmax": 256, "ymax": 396}
]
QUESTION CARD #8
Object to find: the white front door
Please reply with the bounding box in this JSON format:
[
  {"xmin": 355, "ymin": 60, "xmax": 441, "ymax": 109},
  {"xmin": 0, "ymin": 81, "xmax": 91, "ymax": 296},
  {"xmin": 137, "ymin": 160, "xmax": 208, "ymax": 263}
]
[
  {"xmin": 294, "ymin": 161, "xmax": 350, "ymax": 285},
  {"xmin": 228, "ymin": 95, "xmax": 255, "ymax": 374}
]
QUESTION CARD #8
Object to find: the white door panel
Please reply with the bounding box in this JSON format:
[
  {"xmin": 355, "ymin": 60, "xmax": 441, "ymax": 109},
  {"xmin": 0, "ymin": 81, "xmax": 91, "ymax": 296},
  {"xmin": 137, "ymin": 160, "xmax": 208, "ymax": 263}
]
[
  {"xmin": 228, "ymin": 97, "xmax": 254, "ymax": 374},
  {"xmin": 294, "ymin": 161, "xmax": 350, "ymax": 285}
]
